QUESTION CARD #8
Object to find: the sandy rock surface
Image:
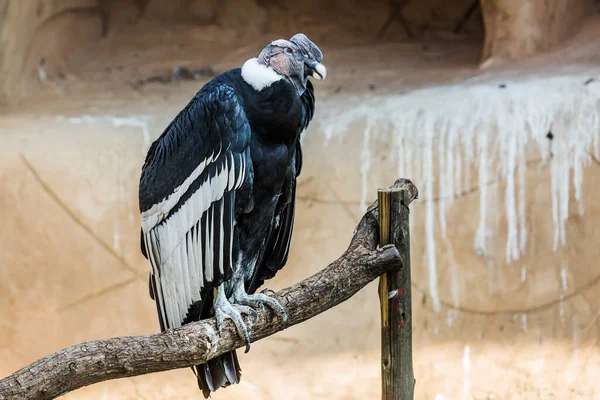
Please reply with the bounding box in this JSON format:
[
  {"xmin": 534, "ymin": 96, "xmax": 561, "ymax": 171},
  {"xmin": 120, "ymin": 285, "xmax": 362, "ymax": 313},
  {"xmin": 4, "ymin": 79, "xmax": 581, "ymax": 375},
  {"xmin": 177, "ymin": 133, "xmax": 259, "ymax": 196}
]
[{"xmin": 2, "ymin": 5, "xmax": 600, "ymax": 398}]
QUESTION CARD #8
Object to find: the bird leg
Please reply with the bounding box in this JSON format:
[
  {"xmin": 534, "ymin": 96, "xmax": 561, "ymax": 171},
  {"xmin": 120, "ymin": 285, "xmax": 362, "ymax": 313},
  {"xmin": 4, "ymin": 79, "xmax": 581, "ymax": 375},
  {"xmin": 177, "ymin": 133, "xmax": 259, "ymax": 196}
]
[
  {"xmin": 213, "ymin": 284, "xmax": 257, "ymax": 353},
  {"xmin": 230, "ymin": 281, "xmax": 288, "ymax": 328}
]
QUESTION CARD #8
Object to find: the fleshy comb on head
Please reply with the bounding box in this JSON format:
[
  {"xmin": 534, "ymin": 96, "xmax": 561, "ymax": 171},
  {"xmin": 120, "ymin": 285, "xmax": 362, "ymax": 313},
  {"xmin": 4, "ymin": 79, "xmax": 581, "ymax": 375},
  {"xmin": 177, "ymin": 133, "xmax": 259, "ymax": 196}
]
[{"xmin": 289, "ymin": 33, "xmax": 323, "ymax": 63}]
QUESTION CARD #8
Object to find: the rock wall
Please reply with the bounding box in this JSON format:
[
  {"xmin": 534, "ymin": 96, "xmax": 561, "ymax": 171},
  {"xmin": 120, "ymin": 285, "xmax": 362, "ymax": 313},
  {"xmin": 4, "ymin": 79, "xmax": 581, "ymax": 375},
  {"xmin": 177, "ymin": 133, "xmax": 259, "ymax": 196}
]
[
  {"xmin": 1, "ymin": 0, "xmax": 594, "ymax": 105},
  {"xmin": 0, "ymin": 0, "xmax": 483, "ymax": 106},
  {"xmin": 1, "ymin": 73, "xmax": 600, "ymax": 397},
  {"xmin": 0, "ymin": 1, "xmax": 105, "ymax": 103},
  {"xmin": 481, "ymin": 0, "xmax": 595, "ymax": 63},
  {"xmin": 1, "ymin": 0, "xmax": 599, "ymax": 398}
]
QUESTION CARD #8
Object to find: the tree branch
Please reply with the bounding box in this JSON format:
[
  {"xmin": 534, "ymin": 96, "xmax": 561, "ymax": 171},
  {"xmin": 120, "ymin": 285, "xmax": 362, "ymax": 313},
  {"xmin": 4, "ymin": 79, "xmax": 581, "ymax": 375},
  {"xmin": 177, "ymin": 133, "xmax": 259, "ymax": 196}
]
[{"xmin": 0, "ymin": 179, "xmax": 418, "ymax": 400}]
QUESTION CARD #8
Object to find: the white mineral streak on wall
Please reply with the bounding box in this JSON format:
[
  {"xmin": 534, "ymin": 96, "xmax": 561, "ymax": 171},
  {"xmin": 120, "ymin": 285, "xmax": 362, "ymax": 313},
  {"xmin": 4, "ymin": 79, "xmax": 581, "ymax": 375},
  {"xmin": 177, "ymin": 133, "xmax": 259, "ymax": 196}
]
[
  {"xmin": 360, "ymin": 120, "xmax": 374, "ymax": 212},
  {"xmin": 561, "ymin": 264, "xmax": 569, "ymax": 291},
  {"xmin": 112, "ymin": 149, "xmax": 122, "ymax": 251},
  {"xmin": 110, "ymin": 116, "xmax": 153, "ymax": 155},
  {"xmin": 446, "ymin": 309, "xmax": 456, "ymax": 327},
  {"xmin": 462, "ymin": 344, "xmax": 471, "ymax": 400},
  {"xmin": 558, "ymin": 264, "xmax": 569, "ymax": 321},
  {"xmin": 56, "ymin": 114, "xmax": 153, "ymax": 155},
  {"xmin": 320, "ymin": 73, "xmax": 600, "ymax": 313},
  {"xmin": 475, "ymin": 123, "xmax": 489, "ymax": 256}
]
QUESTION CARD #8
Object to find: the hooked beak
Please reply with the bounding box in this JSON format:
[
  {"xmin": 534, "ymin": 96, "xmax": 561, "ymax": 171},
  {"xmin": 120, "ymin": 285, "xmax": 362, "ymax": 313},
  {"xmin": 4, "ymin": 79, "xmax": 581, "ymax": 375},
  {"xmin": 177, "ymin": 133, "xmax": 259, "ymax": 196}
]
[{"xmin": 306, "ymin": 60, "xmax": 327, "ymax": 81}]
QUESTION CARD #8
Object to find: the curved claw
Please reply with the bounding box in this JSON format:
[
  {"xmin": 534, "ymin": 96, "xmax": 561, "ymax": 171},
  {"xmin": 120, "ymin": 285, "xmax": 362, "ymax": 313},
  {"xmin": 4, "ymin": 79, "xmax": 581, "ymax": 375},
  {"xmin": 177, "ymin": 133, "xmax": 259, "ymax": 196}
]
[
  {"xmin": 235, "ymin": 292, "xmax": 288, "ymax": 328},
  {"xmin": 260, "ymin": 288, "xmax": 277, "ymax": 296},
  {"xmin": 244, "ymin": 305, "xmax": 259, "ymax": 320}
]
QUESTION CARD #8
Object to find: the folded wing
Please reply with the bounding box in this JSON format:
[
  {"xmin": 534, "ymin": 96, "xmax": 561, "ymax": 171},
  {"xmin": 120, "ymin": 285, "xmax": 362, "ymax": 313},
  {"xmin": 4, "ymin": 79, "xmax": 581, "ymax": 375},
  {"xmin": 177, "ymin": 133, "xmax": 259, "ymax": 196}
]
[{"xmin": 139, "ymin": 84, "xmax": 252, "ymax": 330}]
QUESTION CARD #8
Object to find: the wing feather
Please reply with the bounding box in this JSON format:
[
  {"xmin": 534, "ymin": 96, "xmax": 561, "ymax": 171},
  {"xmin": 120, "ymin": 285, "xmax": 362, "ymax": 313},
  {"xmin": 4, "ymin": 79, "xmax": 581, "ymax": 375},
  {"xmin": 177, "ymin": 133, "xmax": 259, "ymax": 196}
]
[{"xmin": 139, "ymin": 84, "xmax": 251, "ymax": 330}]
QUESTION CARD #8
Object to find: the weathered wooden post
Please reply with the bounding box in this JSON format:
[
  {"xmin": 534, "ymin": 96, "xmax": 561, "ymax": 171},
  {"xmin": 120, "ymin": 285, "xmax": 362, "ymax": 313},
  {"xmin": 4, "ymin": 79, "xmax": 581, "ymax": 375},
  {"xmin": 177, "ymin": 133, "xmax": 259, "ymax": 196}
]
[{"xmin": 378, "ymin": 188, "xmax": 415, "ymax": 399}]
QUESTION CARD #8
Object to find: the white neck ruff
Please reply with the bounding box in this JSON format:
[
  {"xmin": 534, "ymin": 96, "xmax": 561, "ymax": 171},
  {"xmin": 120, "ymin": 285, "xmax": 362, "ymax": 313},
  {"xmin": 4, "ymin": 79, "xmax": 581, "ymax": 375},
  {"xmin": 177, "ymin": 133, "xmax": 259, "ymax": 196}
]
[{"xmin": 241, "ymin": 58, "xmax": 282, "ymax": 91}]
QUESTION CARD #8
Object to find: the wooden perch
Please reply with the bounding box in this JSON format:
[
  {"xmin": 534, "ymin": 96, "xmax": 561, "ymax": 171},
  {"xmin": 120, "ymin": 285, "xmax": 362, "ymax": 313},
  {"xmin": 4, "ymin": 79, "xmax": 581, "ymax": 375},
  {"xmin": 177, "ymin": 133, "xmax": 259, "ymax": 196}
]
[
  {"xmin": 0, "ymin": 179, "xmax": 418, "ymax": 400},
  {"xmin": 378, "ymin": 187, "xmax": 416, "ymax": 399}
]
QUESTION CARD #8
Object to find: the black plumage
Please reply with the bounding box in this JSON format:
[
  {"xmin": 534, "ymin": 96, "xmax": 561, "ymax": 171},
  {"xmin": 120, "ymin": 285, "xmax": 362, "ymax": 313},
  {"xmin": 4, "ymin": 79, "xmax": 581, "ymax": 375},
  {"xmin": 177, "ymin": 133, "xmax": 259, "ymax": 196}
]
[{"xmin": 138, "ymin": 34, "xmax": 324, "ymax": 397}]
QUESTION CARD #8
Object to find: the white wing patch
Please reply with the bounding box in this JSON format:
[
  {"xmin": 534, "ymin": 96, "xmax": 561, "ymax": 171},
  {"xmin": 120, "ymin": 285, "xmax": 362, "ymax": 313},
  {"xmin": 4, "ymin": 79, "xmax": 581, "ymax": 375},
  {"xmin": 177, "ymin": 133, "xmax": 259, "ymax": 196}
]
[
  {"xmin": 140, "ymin": 148, "xmax": 221, "ymax": 234},
  {"xmin": 144, "ymin": 151, "xmax": 246, "ymax": 330}
]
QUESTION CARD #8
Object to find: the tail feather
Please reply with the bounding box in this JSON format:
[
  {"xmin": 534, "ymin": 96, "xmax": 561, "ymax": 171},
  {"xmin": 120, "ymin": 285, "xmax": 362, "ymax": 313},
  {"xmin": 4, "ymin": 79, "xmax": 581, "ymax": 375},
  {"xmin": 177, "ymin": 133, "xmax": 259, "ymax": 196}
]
[
  {"xmin": 194, "ymin": 350, "xmax": 241, "ymax": 398},
  {"xmin": 222, "ymin": 350, "xmax": 241, "ymax": 384}
]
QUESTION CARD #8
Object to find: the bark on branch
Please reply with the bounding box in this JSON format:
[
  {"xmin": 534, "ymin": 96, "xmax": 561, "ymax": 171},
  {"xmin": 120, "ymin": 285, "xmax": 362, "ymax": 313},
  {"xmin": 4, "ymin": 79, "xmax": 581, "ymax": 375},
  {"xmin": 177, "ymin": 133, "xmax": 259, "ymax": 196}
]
[{"xmin": 0, "ymin": 179, "xmax": 418, "ymax": 400}]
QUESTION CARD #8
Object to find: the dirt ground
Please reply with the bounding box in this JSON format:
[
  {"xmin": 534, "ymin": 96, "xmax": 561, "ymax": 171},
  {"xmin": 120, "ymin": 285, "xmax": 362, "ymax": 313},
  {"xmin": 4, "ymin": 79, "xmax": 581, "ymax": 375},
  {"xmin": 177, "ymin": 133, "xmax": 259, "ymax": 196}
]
[{"xmin": 2, "ymin": 7, "xmax": 600, "ymax": 400}]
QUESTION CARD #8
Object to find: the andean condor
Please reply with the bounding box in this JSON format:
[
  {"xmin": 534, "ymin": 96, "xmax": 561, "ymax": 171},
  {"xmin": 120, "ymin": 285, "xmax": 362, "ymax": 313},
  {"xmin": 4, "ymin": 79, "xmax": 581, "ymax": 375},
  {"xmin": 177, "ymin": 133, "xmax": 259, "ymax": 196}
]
[{"xmin": 138, "ymin": 33, "xmax": 326, "ymax": 397}]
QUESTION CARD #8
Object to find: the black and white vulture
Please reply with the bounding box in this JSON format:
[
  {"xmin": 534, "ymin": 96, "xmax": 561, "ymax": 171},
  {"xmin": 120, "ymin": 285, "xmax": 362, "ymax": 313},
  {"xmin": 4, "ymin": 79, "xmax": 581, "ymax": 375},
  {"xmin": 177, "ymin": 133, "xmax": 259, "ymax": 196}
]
[{"xmin": 138, "ymin": 33, "xmax": 326, "ymax": 397}]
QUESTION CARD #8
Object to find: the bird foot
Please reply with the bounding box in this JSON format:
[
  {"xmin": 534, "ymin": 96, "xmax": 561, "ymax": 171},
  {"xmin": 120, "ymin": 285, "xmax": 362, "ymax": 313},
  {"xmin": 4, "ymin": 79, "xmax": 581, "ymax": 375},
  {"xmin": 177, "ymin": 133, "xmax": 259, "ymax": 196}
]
[
  {"xmin": 232, "ymin": 291, "xmax": 288, "ymax": 328},
  {"xmin": 214, "ymin": 287, "xmax": 257, "ymax": 353}
]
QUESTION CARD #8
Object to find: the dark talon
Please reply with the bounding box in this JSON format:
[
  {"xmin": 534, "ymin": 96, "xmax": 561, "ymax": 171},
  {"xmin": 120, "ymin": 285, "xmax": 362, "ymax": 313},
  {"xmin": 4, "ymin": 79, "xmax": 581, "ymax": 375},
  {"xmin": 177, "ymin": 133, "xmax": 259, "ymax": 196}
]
[
  {"xmin": 260, "ymin": 288, "xmax": 277, "ymax": 296},
  {"xmin": 250, "ymin": 308, "xmax": 259, "ymax": 319},
  {"xmin": 243, "ymin": 333, "xmax": 251, "ymax": 353}
]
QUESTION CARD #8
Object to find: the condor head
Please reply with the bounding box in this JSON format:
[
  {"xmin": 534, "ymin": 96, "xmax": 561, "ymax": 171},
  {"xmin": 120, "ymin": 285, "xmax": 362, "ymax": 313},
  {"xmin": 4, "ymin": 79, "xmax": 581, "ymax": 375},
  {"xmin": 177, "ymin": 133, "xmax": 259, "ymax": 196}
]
[{"xmin": 243, "ymin": 33, "xmax": 327, "ymax": 95}]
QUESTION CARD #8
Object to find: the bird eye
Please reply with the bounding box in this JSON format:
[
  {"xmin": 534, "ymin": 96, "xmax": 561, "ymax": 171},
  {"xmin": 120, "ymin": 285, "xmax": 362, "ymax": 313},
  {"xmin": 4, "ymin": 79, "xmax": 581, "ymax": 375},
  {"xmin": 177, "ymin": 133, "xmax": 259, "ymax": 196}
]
[{"xmin": 285, "ymin": 47, "xmax": 294, "ymax": 54}]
